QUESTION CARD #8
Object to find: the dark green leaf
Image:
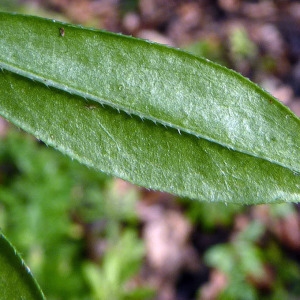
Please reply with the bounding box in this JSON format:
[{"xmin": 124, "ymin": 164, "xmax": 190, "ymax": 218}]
[
  {"xmin": 0, "ymin": 233, "xmax": 45, "ymax": 300},
  {"xmin": 0, "ymin": 12, "xmax": 300, "ymax": 203}
]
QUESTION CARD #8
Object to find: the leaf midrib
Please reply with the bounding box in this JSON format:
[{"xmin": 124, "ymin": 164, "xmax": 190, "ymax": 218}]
[{"xmin": 1, "ymin": 61, "xmax": 297, "ymax": 173}]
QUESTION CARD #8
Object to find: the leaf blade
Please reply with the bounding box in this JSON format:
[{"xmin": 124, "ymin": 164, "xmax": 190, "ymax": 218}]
[
  {"xmin": 0, "ymin": 233, "xmax": 45, "ymax": 300},
  {"xmin": 1, "ymin": 70, "xmax": 300, "ymax": 203},
  {"xmin": 0, "ymin": 12, "xmax": 300, "ymax": 174}
]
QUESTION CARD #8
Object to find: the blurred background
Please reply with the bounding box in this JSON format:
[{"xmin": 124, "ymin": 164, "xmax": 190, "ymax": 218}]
[{"xmin": 1, "ymin": 1, "xmax": 300, "ymax": 299}]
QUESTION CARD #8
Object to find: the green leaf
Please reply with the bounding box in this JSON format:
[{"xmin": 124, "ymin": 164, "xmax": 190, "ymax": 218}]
[
  {"xmin": 0, "ymin": 233, "xmax": 45, "ymax": 299},
  {"xmin": 0, "ymin": 12, "xmax": 300, "ymax": 203}
]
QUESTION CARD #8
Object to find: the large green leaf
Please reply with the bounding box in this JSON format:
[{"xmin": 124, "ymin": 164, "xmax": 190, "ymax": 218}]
[
  {"xmin": 0, "ymin": 233, "xmax": 45, "ymax": 299},
  {"xmin": 0, "ymin": 12, "xmax": 300, "ymax": 203}
]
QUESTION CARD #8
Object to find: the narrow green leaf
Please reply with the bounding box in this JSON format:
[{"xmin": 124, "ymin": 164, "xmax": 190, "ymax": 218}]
[
  {"xmin": 0, "ymin": 12, "xmax": 300, "ymax": 203},
  {"xmin": 1, "ymin": 70, "xmax": 300, "ymax": 203},
  {"xmin": 0, "ymin": 233, "xmax": 45, "ymax": 300}
]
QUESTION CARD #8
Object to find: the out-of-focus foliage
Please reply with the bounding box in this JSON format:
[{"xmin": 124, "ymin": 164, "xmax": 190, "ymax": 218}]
[
  {"xmin": 0, "ymin": 127, "xmax": 150, "ymax": 299},
  {"xmin": 203, "ymin": 213, "xmax": 300, "ymax": 299},
  {"xmin": 229, "ymin": 26, "xmax": 258, "ymax": 62},
  {"xmin": 0, "ymin": 0, "xmax": 19, "ymax": 11},
  {"xmin": 185, "ymin": 38, "xmax": 227, "ymax": 66},
  {"xmin": 83, "ymin": 230, "xmax": 154, "ymax": 300},
  {"xmin": 180, "ymin": 199, "xmax": 244, "ymax": 230}
]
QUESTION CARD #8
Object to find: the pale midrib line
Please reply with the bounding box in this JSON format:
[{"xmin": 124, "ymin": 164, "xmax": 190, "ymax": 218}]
[{"xmin": 0, "ymin": 62, "xmax": 295, "ymax": 173}]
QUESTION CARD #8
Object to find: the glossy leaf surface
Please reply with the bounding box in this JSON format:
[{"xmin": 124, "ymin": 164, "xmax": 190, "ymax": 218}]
[{"xmin": 0, "ymin": 12, "xmax": 300, "ymax": 203}]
